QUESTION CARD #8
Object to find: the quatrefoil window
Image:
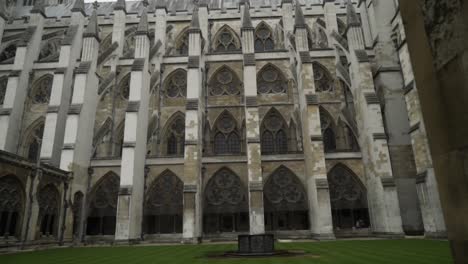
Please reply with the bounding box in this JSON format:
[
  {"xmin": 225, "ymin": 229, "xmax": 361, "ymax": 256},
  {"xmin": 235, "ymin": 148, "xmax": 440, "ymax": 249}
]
[
  {"xmin": 165, "ymin": 69, "xmax": 187, "ymax": 98},
  {"xmin": 257, "ymin": 65, "xmax": 287, "ymax": 94},
  {"xmin": 209, "ymin": 66, "xmax": 241, "ymax": 96}
]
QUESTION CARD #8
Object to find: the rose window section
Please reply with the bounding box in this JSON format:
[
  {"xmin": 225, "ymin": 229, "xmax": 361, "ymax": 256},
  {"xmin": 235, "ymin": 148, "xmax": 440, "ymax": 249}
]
[
  {"xmin": 257, "ymin": 65, "xmax": 287, "ymax": 94},
  {"xmin": 209, "ymin": 66, "xmax": 242, "ymax": 96},
  {"xmin": 165, "ymin": 69, "xmax": 187, "ymax": 98}
]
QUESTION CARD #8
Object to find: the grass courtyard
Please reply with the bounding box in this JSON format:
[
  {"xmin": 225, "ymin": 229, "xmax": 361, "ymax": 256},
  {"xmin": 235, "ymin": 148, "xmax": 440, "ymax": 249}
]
[{"xmin": 0, "ymin": 239, "xmax": 452, "ymax": 264}]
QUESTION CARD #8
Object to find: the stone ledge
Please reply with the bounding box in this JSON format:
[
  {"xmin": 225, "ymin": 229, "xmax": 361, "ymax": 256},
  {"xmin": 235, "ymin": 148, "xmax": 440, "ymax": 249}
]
[
  {"xmin": 364, "ymin": 92, "xmax": 380, "ymax": 104},
  {"xmin": 68, "ymin": 104, "xmax": 82, "ymax": 115},
  {"xmin": 403, "ymin": 81, "xmax": 414, "ymax": 95},
  {"xmin": 381, "ymin": 177, "xmax": 396, "ymax": 188},
  {"xmin": 310, "ymin": 135, "xmax": 323, "ymax": 142},
  {"xmin": 131, "ymin": 58, "xmax": 145, "ymax": 71},
  {"xmin": 122, "ymin": 142, "xmax": 136, "ymax": 148},
  {"xmin": 315, "ymin": 178, "xmax": 329, "ymax": 189},
  {"xmin": 243, "ymin": 54, "xmax": 255, "ymax": 66},
  {"xmin": 183, "ymin": 184, "xmax": 197, "ymax": 193},
  {"xmin": 373, "ymin": 133, "xmax": 387, "ymax": 140},
  {"xmin": 247, "ymin": 137, "xmax": 261, "ymax": 144},
  {"xmin": 300, "ymin": 51, "xmax": 312, "ymax": 64},
  {"xmin": 416, "ymin": 171, "xmax": 427, "ymax": 184},
  {"xmin": 245, "ymin": 96, "xmax": 257, "ymax": 107},
  {"xmin": 188, "ymin": 56, "xmax": 199, "ymax": 68},
  {"xmin": 47, "ymin": 106, "xmax": 59, "ymax": 113},
  {"xmin": 249, "ymin": 181, "xmax": 263, "ymax": 192},
  {"xmin": 355, "ymin": 50, "xmax": 369, "ymax": 63},
  {"xmin": 119, "ymin": 186, "xmax": 132, "ymax": 195},
  {"xmin": 0, "ymin": 108, "xmax": 11, "ymax": 115},
  {"xmin": 126, "ymin": 101, "xmax": 140, "ymax": 112},
  {"xmin": 62, "ymin": 143, "xmax": 75, "ymax": 150},
  {"xmin": 186, "ymin": 99, "xmax": 198, "ymax": 110},
  {"xmin": 74, "ymin": 62, "xmax": 91, "ymax": 74},
  {"xmin": 185, "ymin": 140, "xmax": 198, "ymax": 145},
  {"xmin": 306, "ymin": 94, "xmax": 319, "ymax": 105},
  {"xmin": 409, "ymin": 122, "xmax": 420, "ymax": 134}
]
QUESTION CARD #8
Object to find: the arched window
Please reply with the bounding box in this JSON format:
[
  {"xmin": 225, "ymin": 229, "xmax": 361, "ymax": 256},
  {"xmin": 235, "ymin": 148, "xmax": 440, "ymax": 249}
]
[
  {"xmin": 261, "ymin": 109, "xmax": 289, "ymax": 154},
  {"xmin": 144, "ymin": 170, "xmax": 183, "ymax": 234},
  {"xmin": 38, "ymin": 38, "xmax": 61, "ymax": 62},
  {"xmin": 0, "ymin": 76, "xmax": 8, "ymax": 105},
  {"xmin": 0, "ymin": 175, "xmax": 24, "ymax": 239},
  {"xmin": 313, "ymin": 62, "xmax": 334, "ymax": 92},
  {"xmin": 164, "ymin": 113, "xmax": 185, "ymax": 156},
  {"xmin": 212, "ymin": 111, "xmax": 241, "ymax": 155},
  {"xmin": 164, "ymin": 69, "xmax": 187, "ymax": 98},
  {"xmin": 38, "ymin": 184, "xmax": 60, "ymax": 238},
  {"xmin": 203, "ymin": 168, "xmax": 249, "ymax": 233},
  {"xmin": 257, "ymin": 64, "xmax": 288, "ymax": 94},
  {"xmin": 337, "ymin": 18, "xmax": 346, "ymax": 36},
  {"xmin": 255, "ymin": 22, "xmax": 275, "ymax": 52},
  {"xmin": 86, "ymin": 172, "xmax": 119, "ymax": 236},
  {"xmin": 123, "ymin": 26, "xmax": 137, "ymax": 58},
  {"xmin": 175, "ymin": 29, "xmax": 189, "ymax": 56},
  {"xmin": 31, "ymin": 75, "xmax": 53, "ymax": 104},
  {"xmin": 328, "ymin": 164, "xmax": 369, "ymax": 231},
  {"xmin": 0, "ymin": 44, "xmax": 16, "ymax": 64},
  {"xmin": 25, "ymin": 120, "xmax": 45, "ymax": 161},
  {"xmin": 320, "ymin": 108, "xmax": 337, "ymax": 152},
  {"xmin": 308, "ymin": 24, "xmax": 329, "ymax": 49},
  {"xmin": 264, "ymin": 166, "xmax": 309, "ymax": 231},
  {"xmin": 119, "ymin": 74, "xmax": 131, "ymax": 100},
  {"xmin": 213, "ymin": 26, "xmax": 241, "ymax": 52},
  {"xmin": 208, "ymin": 66, "xmax": 242, "ymax": 96}
]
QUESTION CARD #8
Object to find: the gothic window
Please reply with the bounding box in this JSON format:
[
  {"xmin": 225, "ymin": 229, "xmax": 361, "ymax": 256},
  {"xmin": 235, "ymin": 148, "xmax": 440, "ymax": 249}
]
[
  {"xmin": 31, "ymin": 75, "xmax": 53, "ymax": 104},
  {"xmin": 313, "ymin": 62, "xmax": 334, "ymax": 92},
  {"xmin": 308, "ymin": 25, "xmax": 329, "ymax": 50},
  {"xmin": 255, "ymin": 22, "xmax": 275, "ymax": 52},
  {"xmin": 212, "ymin": 111, "xmax": 241, "ymax": 155},
  {"xmin": 123, "ymin": 27, "xmax": 137, "ymax": 58},
  {"xmin": 71, "ymin": 192, "xmax": 83, "ymax": 237},
  {"xmin": 164, "ymin": 69, "xmax": 187, "ymax": 98},
  {"xmin": 0, "ymin": 176, "xmax": 24, "ymax": 238},
  {"xmin": 175, "ymin": 29, "xmax": 189, "ymax": 56},
  {"xmin": 119, "ymin": 74, "xmax": 130, "ymax": 100},
  {"xmin": 320, "ymin": 108, "xmax": 337, "ymax": 152},
  {"xmin": 214, "ymin": 26, "xmax": 241, "ymax": 52},
  {"xmin": 26, "ymin": 121, "xmax": 45, "ymax": 161},
  {"xmin": 328, "ymin": 164, "xmax": 369, "ymax": 230},
  {"xmin": 38, "ymin": 39, "xmax": 61, "ymax": 62},
  {"xmin": 261, "ymin": 109, "xmax": 289, "ymax": 154},
  {"xmin": 257, "ymin": 64, "xmax": 287, "ymax": 94},
  {"xmin": 86, "ymin": 172, "xmax": 119, "ymax": 236},
  {"xmin": 264, "ymin": 166, "xmax": 309, "ymax": 231},
  {"xmin": 337, "ymin": 18, "xmax": 346, "ymax": 36},
  {"xmin": 208, "ymin": 66, "xmax": 242, "ymax": 96},
  {"xmin": 0, "ymin": 44, "xmax": 16, "ymax": 64},
  {"xmin": 0, "ymin": 76, "xmax": 7, "ymax": 105},
  {"xmin": 165, "ymin": 114, "xmax": 185, "ymax": 156},
  {"xmin": 38, "ymin": 184, "xmax": 60, "ymax": 237},
  {"xmin": 144, "ymin": 170, "xmax": 183, "ymax": 234},
  {"xmin": 203, "ymin": 168, "xmax": 249, "ymax": 233}
]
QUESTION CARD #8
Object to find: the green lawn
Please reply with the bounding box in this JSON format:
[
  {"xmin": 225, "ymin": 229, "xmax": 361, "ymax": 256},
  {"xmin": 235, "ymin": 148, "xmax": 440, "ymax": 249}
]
[{"xmin": 0, "ymin": 239, "xmax": 452, "ymax": 264}]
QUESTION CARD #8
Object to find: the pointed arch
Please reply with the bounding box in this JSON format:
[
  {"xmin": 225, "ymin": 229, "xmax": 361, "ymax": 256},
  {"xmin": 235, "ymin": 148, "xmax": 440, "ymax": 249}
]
[
  {"xmin": 255, "ymin": 21, "xmax": 275, "ymax": 52},
  {"xmin": 208, "ymin": 65, "xmax": 242, "ymax": 96},
  {"xmin": 31, "ymin": 74, "xmax": 53, "ymax": 104},
  {"xmin": 261, "ymin": 108, "xmax": 289, "ymax": 154},
  {"xmin": 337, "ymin": 118, "xmax": 360, "ymax": 151},
  {"xmin": 308, "ymin": 21, "xmax": 329, "ymax": 50},
  {"xmin": 312, "ymin": 62, "xmax": 334, "ymax": 92},
  {"xmin": 163, "ymin": 68, "xmax": 187, "ymax": 98},
  {"xmin": 264, "ymin": 165, "xmax": 309, "ymax": 231},
  {"xmin": 0, "ymin": 175, "xmax": 25, "ymax": 238},
  {"xmin": 38, "ymin": 38, "xmax": 61, "ymax": 62},
  {"xmin": 113, "ymin": 119, "xmax": 125, "ymax": 157},
  {"xmin": 328, "ymin": 163, "xmax": 369, "ymax": 230},
  {"xmin": 118, "ymin": 73, "xmax": 131, "ymax": 100},
  {"xmin": 86, "ymin": 171, "xmax": 120, "ymax": 236},
  {"xmin": 92, "ymin": 117, "xmax": 113, "ymax": 158},
  {"xmin": 0, "ymin": 75, "xmax": 8, "ymax": 105},
  {"xmin": 337, "ymin": 18, "xmax": 347, "ymax": 36},
  {"xmin": 319, "ymin": 106, "xmax": 337, "ymax": 152},
  {"xmin": 123, "ymin": 26, "xmax": 137, "ymax": 58},
  {"xmin": 174, "ymin": 27, "xmax": 190, "ymax": 56},
  {"xmin": 211, "ymin": 110, "xmax": 242, "ymax": 155},
  {"xmin": 22, "ymin": 117, "xmax": 45, "ymax": 161},
  {"xmin": 257, "ymin": 63, "xmax": 288, "ymax": 94},
  {"xmin": 212, "ymin": 25, "xmax": 242, "ymax": 52},
  {"xmin": 162, "ymin": 111, "xmax": 185, "ymax": 156},
  {"xmin": 203, "ymin": 167, "xmax": 249, "ymax": 233},
  {"xmin": 37, "ymin": 184, "xmax": 61, "ymax": 237},
  {"xmin": 144, "ymin": 169, "xmax": 183, "ymax": 234},
  {"xmin": 0, "ymin": 44, "xmax": 16, "ymax": 64}
]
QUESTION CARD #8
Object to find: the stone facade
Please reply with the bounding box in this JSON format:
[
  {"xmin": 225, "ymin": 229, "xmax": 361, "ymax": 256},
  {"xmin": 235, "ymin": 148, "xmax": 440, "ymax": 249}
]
[{"xmin": 0, "ymin": 0, "xmax": 446, "ymax": 247}]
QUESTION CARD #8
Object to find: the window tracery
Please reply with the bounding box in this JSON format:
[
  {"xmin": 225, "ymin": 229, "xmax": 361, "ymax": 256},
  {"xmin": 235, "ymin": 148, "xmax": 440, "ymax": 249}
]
[
  {"xmin": 164, "ymin": 69, "xmax": 187, "ymax": 98},
  {"xmin": 38, "ymin": 184, "xmax": 60, "ymax": 237},
  {"xmin": 165, "ymin": 114, "xmax": 185, "ymax": 156},
  {"xmin": 213, "ymin": 111, "xmax": 241, "ymax": 155},
  {"xmin": 313, "ymin": 62, "xmax": 334, "ymax": 92},
  {"xmin": 261, "ymin": 109, "xmax": 289, "ymax": 155},
  {"xmin": 257, "ymin": 64, "xmax": 287, "ymax": 94},
  {"xmin": 209, "ymin": 66, "xmax": 242, "ymax": 96},
  {"xmin": 255, "ymin": 22, "xmax": 275, "ymax": 52},
  {"xmin": 0, "ymin": 44, "xmax": 16, "ymax": 64},
  {"xmin": 308, "ymin": 25, "xmax": 329, "ymax": 49},
  {"xmin": 31, "ymin": 75, "xmax": 53, "ymax": 104},
  {"xmin": 175, "ymin": 29, "xmax": 189, "ymax": 56},
  {"xmin": 0, "ymin": 76, "xmax": 7, "ymax": 105},
  {"xmin": 38, "ymin": 39, "xmax": 61, "ymax": 62},
  {"xmin": 214, "ymin": 26, "xmax": 241, "ymax": 52},
  {"xmin": 264, "ymin": 166, "xmax": 309, "ymax": 231},
  {"xmin": 119, "ymin": 74, "xmax": 130, "ymax": 100},
  {"xmin": 0, "ymin": 176, "xmax": 24, "ymax": 238},
  {"xmin": 320, "ymin": 109, "xmax": 337, "ymax": 152}
]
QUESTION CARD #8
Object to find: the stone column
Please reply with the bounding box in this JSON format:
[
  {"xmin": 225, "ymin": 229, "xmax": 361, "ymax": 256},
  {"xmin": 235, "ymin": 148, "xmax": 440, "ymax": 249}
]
[
  {"xmin": 0, "ymin": 8, "xmax": 45, "ymax": 152},
  {"xmin": 280, "ymin": 0, "xmax": 294, "ymax": 48},
  {"xmin": 182, "ymin": 7, "xmax": 204, "ymax": 242},
  {"xmin": 241, "ymin": 3, "xmax": 265, "ymax": 235},
  {"xmin": 60, "ymin": 10, "xmax": 100, "ymax": 224},
  {"xmin": 357, "ymin": 0, "xmax": 373, "ymax": 47},
  {"xmin": 323, "ymin": 0, "xmax": 338, "ymax": 48},
  {"xmin": 115, "ymin": 9, "xmax": 150, "ymax": 242},
  {"xmin": 41, "ymin": 7, "xmax": 86, "ymax": 166},
  {"xmin": 21, "ymin": 169, "xmax": 41, "ymax": 242},
  {"xmin": 294, "ymin": 4, "xmax": 335, "ymax": 239}
]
